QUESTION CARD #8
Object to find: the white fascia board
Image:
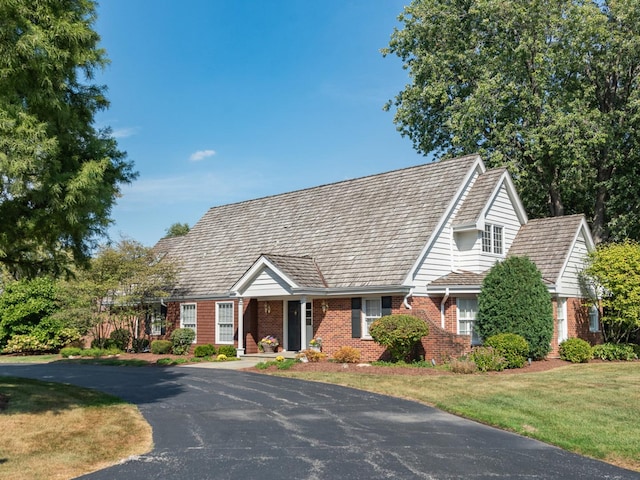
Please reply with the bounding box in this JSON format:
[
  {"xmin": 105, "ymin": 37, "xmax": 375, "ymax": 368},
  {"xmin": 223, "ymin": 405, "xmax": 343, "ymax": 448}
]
[
  {"xmin": 230, "ymin": 255, "xmax": 299, "ymax": 295},
  {"xmin": 426, "ymin": 286, "xmax": 482, "ymax": 295},
  {"xmin": 402, "ymin": 155, "xmax": 486, "ymax": 286},
  {"xmin": 293, "ymin": 285, "xmax": 413, "ymax": 297}
]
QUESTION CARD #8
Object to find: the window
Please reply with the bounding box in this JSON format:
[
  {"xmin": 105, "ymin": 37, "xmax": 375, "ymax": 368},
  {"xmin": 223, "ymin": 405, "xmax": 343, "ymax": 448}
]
[
  {"xmin": 150, "ymin": 307, "xmax": 164, "ymax": 336},
  {"xmin": 363, "ymin": 298, "xmax": 382, "ymax": 338},
  {"xmin": 457, "ymin": 298, "xmax": 481, "ymax": 344},
  {"xmin": 180, "ymin": 303, "xmax": 197, "ymax": 341},
  {"xmin": 216, "ymin": 302, "xmax": 234, "ymax": 344},
  {"xmin": 557, "ymin": 298, "xmax": 568, "ymax": 344},
  {"xmin": 589, "ymin": 305, "xmax": 600, "ymax": 332},
  {"xmin": 482, "ymin": 224, "xmax": 503, "ymax": 254},
  {"xmin": 305, "ymin": 302, "xmax": 312, "ymax": 327}
]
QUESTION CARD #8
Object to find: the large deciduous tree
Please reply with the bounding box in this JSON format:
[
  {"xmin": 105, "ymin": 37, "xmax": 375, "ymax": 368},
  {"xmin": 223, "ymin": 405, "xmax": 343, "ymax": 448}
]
[
  {"xmin": 384, "ymin": 0, "xmax": 640, "ymax": 243},
  {"xmin": 0, "ymin": 0, "xmax": 137, "ymax": 278}
]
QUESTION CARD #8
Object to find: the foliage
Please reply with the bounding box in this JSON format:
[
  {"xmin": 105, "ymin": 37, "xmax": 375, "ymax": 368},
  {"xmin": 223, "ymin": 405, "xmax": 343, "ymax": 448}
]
[
  {"xmin": 332, "ymin": 346, "xmax": 361, "ymax": 363},
  {"xmin": 258, "ymin": 335, "xmax": 279, "ymax": 349},
  {"xmin": 582, "ymin": 241, "xmax": 640, "ymax": 343},
  {"xmin": 216, "ymin": 354, "xmax": 228, "ymax": 361},
  {"xmin": 217, "ymin": 345, "xmax": 237, "ymax": 357},
  {"xmin": 484, "ymin": 333, "xmax": 529, "ymax": 369},
  {"xmin": 131, "ymin": 338, "xmax": 150, "ymax": 353},
  {"xmin": 449, "ymin": 358, "xmax": 478, "ymax": 374},
  {"xmin": 60, "ymin": 347, "xmax": 83, "ymax": 358},
  {"xmin": 592, "ymin": 343, "xmax": 638, "ymax": 361},
  {"xmin": 368, "ymin": 314, "xmax": 429, "ymax": 362},
  {"xmin": 559, "ymin": 338, "xmax": 593, "ymax": 363},
  {"xmin": 383, "ymin": 0, "xmax": 640, "ymax": 243},
  {"xmin": 296, "ymin": 349, "xmax": 328, "ymax": 363},
  {"xmin": 164, "ymin": 222, "xmax": 190, "ymax": 238},
  {"xmin": 477, "ymin": 256, "xmax": 553, "ymax": 359},
  {"xmin": 309, "ymin": 337, "xmax": 322, "ymax": 348},
  {"xmin": 3, "ymin": 335, "xmax": 50, "ymax": 354},
  {"xmin": 0, "ymin": 0, "xmax": 137, "ymax": 278},
  {"xmin": 194, "ymin": 344, "xmax": 216, "ymax": 358},
  {"xmin": 110, "ymin": 328, "xmax": 131, "ymax": 352},
  {"xmin": 150, "ymin": 340, "xmax": 172, "ymax": 355},
  {"xmin": 170, "ymin": 328, "xmax": 195, "ymax": 355},
  {"xmin": 468, "ymin": 347, "xmax": 507, "ymax": 372},
  {"xmin": 156, "ymin": 357, "xmax": 189, "ymax": 366}
]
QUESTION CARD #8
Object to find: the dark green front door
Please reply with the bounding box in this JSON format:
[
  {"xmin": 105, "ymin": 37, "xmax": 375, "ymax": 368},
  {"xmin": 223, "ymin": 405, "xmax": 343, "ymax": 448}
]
[{"xmin": 287, "ymin": 301, "xmax": 301, "ymax": 351}]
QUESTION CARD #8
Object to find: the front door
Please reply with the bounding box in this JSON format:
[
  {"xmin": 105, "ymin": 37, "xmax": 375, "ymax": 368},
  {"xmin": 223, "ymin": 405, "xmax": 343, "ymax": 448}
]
[{"xmin": 287, "ymin": 301, "xmax": 301, "ymax": 351}]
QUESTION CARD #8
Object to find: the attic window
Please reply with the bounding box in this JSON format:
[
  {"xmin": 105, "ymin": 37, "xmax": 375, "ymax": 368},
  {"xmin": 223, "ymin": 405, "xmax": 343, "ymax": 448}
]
[{"xmin": 482, "ymin": 224, "xmax": 503, "ymax": 255}]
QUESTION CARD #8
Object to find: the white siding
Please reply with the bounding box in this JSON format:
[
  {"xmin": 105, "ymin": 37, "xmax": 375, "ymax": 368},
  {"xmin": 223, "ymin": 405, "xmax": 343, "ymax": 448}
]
[
  {"xmin": 241, "ymin": 268, "xmax": 292, "ymax": 297},
  {"xmin": 557, "ymin": 230, "xmax": 589, "ymax": 297}
]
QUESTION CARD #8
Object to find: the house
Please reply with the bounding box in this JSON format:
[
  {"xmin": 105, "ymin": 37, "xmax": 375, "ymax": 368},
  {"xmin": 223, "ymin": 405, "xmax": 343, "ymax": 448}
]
[{"xmin": 155, "ymin": 154, "xmax": 601, "ymax": 361}]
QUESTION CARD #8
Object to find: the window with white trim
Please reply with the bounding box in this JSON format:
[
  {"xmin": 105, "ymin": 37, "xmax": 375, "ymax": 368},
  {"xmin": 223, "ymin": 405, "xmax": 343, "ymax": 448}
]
[
  {"xmin": 589, "ymin": 305, "xmax": 600, "ymax": 332},
  {"xmin": 180, "ymin": 303, "xmax": 197, "ymax": 341},
  {"xmin": 216, "ymin": 302, "xmax": 234, "ymax": 344},
  {"xmin": 457, "ymin": 298, "xmax": 481, "ymax": 344},
  {"xmin": 482, "ymin": 224, "xmax": 503, "ymax": 254},
  {"xmin": 150, "ymin": 307, "xmax": 163, "ymax": 336},
  {"xmin": 362, "ymin": 298, "xmax": 382, "ymax": 339}
]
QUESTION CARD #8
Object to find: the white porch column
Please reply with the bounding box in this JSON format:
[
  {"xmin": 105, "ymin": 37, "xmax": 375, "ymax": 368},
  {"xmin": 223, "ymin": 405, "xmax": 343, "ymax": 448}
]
[
  {"xmin": 300, "ymin": 297, "xmax": 308, "ymax": 350},
  {"xmin": 237, "ymin": 297, "xmax": 245, "ymax": 357}
]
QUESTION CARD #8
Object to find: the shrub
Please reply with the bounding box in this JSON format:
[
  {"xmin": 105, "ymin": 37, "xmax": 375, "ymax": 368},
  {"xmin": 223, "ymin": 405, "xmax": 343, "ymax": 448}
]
[
  {"xmin": 296, "ymin": 349, "xmax": 327, "ymax": 363},
  {"xmin": 468, "ymin": 346, "xmax": 507, "ymax": 372},
  {"xmin": 217, "ymin": 345, "xmax": 237, "ymax": 357},
  {"xmin": 592, "ymin": 343, "xmax": 638, "ymax": 361},
  {"xmin": 151, "ymin": 339, "xmax": 172, "ymax": 354},
  {"xmin": 132, "ymin": 338, "xmax": 150, "ymax": 353},
  {"xmin": 484, "ymin": 333, "xmax": 529, "ymax": 369},
  {"xmin": 110, "ymin": 328, "xmax": 131, "ymax": 351},
  {"xmin": 170, "ymin": 328, "xmax": 195, "ymax": 355},
  {"xmin": 477, "ymin": 256, "xmax": 554, "ymax": 360},
  {"xmin": 559, "ymin": 338, "xmax": 593, "ymax": 363},
  {"xmin": 194, "ymin": 344, "xmax": 216, "ymax": 357},
  {"xmin": 449, "ymin": 357, "xmax": 478, "ymax": 374},
  {"xmin": 369, "ymin": 314, "xmax": 429, "ymax": 362},
  {"xmin": 60, "ymin": 347, "xmax": 83, "ymax": 358},
  {"xmin": 2, "ymin": 334, "xmax": 50, "ymax": 354},
  {"xmin": 216, "ymin": 354, "xmax": 227, "ymax": 361},
  {"xmin": 332, "ymin": 346, "xmax": 361, "ymax": 363},
  {"xmin": 91, "ymin": 338, "xmax": 117, "ymax": 350}
]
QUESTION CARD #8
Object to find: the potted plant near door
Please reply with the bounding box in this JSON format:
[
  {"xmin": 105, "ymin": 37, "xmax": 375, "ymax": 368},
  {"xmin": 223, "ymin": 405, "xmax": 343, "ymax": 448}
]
[
  {"xmin": 309, "ymin": 337, "xmax": 322, "ymax": 352},
  {"xmin": 258, "ymin": 335, "xmax": 279, "ymax": 353}
]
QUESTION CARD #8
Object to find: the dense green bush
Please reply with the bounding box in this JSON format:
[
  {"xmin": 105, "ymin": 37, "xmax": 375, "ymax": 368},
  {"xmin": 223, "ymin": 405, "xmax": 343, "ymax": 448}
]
[
  {"xmin": 484, "ymin": 333, "xmax": 529, "ymax": 369},
  {"xmin": 369, "ymin": 314, "xmax": 429, "ymax": 362},
  {"xmin": 91, "ymin": 337, "xmax": 116, "ymax": 349},
  {"xmin": 477, "ymin": 256, "xmax": 554, "ymax": 360},
  {"xmin": 559, "ymin": 338, "xmax": 593, "ymax": 363},
  {"xmin": 2, "ymin": 322, "xmax": 81, "ymax": 354},
  {"xmin": 194, "ymin": 344, "xmax": 216, "ymax": 357},
  {"xmin": 132, "ymin": 338, "xmax": 150, "ymax": 353},
  {"xmin": 592, "ymin": 343, "xmax": 638, "ymax": 361},
  {"xmin": 60, "ymin": 347, "xmax": 83, "ymax": 358},
  {"xmin": 2, "ymin": 334, "xmax": 50, "ymax": 354},
  {"xmin": 171, "ymin": 328, "xmax": 195, "ymax": 355},
  {"xmin": 468, "ymin": 346, "xmax": 507, "ymax": 372},
  {"xmin": 151, "ymin": 339, "xmax": 172, "ymax": 354},
  {"xmin": 110, "ymin": 328, "xmax": 132, "ymax": 351},
  {"xmin": 217, "ymin": 345, "xmax": 237, "ymax": 357}
]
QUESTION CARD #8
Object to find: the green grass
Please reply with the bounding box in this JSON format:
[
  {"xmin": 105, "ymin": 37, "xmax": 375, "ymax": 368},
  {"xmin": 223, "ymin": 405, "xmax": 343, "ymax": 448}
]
[
  {"xmin": 273, "ymin": 362, "xmax": 640, "ymax": 472},
  {"xmin": 58, "ymin": 358, "xmax": 152, "ymax": 367},
  {"xmin": 0, "ymin": 354, "xmax": 58, "ymax": 364}
]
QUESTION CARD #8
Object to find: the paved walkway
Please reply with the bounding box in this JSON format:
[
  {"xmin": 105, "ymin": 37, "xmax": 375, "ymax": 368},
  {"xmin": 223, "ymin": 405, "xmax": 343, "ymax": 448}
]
[{"xmin": 0, "ymin": 363, "xmax": 637, "ymax": 480}]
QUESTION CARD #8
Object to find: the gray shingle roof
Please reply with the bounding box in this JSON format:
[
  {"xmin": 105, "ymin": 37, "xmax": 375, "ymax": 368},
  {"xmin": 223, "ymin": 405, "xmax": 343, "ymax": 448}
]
[
  {"xmin": 262, "ymin": 254, "xmax": 328, "ymax": 288},
  {"xmin": 429, "ymin": 270, "xmax": 488, "ymax": 286},
  {"xmin": 453, "ymin": 168, "xmax": 507, "ymax": 228},
  {"xmin": 153, "ymin": 236, "xmax": 184, "ymax": 256},
  {"xmin": 165, "ymin": 154, "xmax": 481, "ymax": 297},
  {"xmin": 508, "ymin": 214, "xmax": 585, "ymax": 283}
]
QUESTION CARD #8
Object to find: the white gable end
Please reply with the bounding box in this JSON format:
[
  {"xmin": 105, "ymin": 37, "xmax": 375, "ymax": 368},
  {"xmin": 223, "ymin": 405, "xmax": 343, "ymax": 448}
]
[
  {"xmin": 240, "ymin": 267, "xmax": 294, "ymax": 297},
  {"xmin": 557, "ymin": 228, "xmax": 590, "ymax": 297}
]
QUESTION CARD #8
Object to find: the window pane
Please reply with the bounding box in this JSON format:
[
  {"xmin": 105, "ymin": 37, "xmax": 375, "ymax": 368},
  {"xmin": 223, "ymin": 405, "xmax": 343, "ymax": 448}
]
[
  {"xmin": 363, "ymin": 299, "xmax": 382, "ymax": 337},
  {"xmin": 181, "ymin": 304, "xmax": 196, "ymax": 329},
  {"xmin": 482, "ymin": 225, "xmax": 492, "ymax": 252},
  {"xmin": 217, "ymin": 302, "xmax": 234, "ymax": 343},
  {"xmin": 493, "ymin": 226, "xmax": 503, "ymax": 254}
]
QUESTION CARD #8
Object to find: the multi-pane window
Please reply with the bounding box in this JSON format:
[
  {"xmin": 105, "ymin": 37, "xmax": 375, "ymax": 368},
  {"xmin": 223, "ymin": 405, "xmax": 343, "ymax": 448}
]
[
  {"xmin": 458, "ymin": 298, "xmax": 481, "ymax": 345},
  {"xmin": 150, "ymin": 307, "xmax": 163, "ymax": 336},
  {"xmin": 589, "ymin": 305, "xmax": 600, "ymax": 332},
  {"xmin": 180, "ymin": 303, "xmax": 197, "ymax": 341},
  {"xmin": 216, "ymin": 302, "xmax": 234, "ymax": 344},
  {"xmin": 305, "ymin": 302, "xmax": 312, "ymax": 327},
  {"xmin": 482, "ymin": 224, "xmax": 503, "ymax": 254},
  {"xmin": 363, "ymin": 298, "xmax": 382, "ymax": 338}
]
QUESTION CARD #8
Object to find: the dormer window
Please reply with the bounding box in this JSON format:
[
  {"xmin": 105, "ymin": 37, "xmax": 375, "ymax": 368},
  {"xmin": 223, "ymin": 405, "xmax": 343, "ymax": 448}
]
[{"xmin": 482, "ymin": 224, "xmax": 503, "ymax": 254}]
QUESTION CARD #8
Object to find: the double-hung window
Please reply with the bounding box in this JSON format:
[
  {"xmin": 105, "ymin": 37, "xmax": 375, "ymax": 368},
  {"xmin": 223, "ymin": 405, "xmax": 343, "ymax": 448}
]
[
  {"xmin": 216, "ymin": 302, "xmax": 234, "ymax": 344},
  {"xmin": 482, "ymin": 224, "xmax": 503, "ymax": 255},
  {"xmin": 180, "ymin": 303, "xmax": 197, "ymax": 341},
  {"xmin": 150, "ymin": 307, "xmax": 164, "ymax": 336},
  {"xmin": 589, "ymin": 305, "xmax": 600, "ymax": 333},
  {"xmin": 363, "ymin": 298, "xmax": 382, "ymax": 339},
  {"xmin": 457, "ymin": 298, "xmax": 481, "ymax": 345}
]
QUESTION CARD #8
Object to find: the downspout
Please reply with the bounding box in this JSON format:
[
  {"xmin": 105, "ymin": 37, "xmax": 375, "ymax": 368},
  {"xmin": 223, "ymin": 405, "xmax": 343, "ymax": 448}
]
[
  {"xmin": 440, "ymin": 288, "xmax": 450, "ymax": 329},
  {"xmin": 403, "ymin": 289, "xmax": 413, "ymax": 310}
]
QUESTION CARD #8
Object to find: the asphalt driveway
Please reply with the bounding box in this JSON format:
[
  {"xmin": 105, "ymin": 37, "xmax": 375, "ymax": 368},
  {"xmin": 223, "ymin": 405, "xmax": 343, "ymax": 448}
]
[{"xmin": 0, "ymin": 363, "xmax": 637, "ymax": 479}]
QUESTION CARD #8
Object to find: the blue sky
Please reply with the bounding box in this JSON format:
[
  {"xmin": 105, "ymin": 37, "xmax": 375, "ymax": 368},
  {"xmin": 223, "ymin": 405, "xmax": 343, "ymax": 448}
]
[{"xmin": 95, "ymin": 1, "xmax": 425, "ymax": 246}]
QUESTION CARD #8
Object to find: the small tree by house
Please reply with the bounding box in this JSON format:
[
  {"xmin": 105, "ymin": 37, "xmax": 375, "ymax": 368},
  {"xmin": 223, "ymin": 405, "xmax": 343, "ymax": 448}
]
[
  {"xmin": 369, "ymin": 314, "xmax": 429, "ymax": 362},
  {"xmin": 476, "ymin": 256, "xmax": 553, "ymax": 360}
]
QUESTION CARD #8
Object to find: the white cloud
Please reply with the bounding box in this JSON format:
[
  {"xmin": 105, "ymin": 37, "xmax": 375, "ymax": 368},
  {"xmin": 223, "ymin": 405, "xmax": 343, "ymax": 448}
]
[
  {"xmin": 111, "ymin": 127, "xmax": 139, "ymax": 139},
  {"xmin": 189, "ymin": 149, "xmax": 216, "ymax": 161}
]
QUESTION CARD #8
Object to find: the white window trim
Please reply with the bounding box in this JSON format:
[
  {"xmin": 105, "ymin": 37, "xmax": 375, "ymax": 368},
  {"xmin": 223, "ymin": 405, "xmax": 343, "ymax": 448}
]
[
  {"xmin": 180, "ymin": 303, "xmax": 197, "ymax": 342},
  {"xmin": 216, "ymin": 301, "xmax": 235, "ymax": 344},
  {"xmin": 362, "ymin": 297, "xmax": 382, "ymax": 339},
  {"xmin": 150, "ymin": 307, "xmax": 163, "ymax": 336},
  {"xmin": 557, "ymin": 297, "xmax": 568, "ymax": 344},
  {"xmin": 482, "ymin": 223, "xmax": 504, "ymax": 255},
  {"xmin": 457, "ymin": 297, "xmax": 481, "ymax": 345}
]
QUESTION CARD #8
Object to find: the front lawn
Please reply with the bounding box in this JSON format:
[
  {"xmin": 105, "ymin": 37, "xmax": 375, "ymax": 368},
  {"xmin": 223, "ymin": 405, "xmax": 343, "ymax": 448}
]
[{"xmin": 272, "ymin": 362, "xmax": 640, "ymax": 472}]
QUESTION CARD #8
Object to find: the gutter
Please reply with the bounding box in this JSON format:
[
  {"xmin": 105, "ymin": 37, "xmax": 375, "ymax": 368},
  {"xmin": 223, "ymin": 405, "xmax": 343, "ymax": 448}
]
[{"xmin": 440, "ymin": 287, "xmax": 450, "ymax": 329}]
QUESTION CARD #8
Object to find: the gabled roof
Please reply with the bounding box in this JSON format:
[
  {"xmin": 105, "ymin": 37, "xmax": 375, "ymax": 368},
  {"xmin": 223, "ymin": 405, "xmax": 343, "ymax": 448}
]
[
  {"xmin": 153, "ymin": 236, "xmax": 184, "ymax": 256},
  {"xmin": 452, "ymin": 168, "xmax": 527, "ymax": 230},
  {"xmin": 508, "ymin": 214, "xmax": 593, "ymax": 284},
  {"xmin": 165, "ymin": 154, "xmax": 482, "ymax": 298}
]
